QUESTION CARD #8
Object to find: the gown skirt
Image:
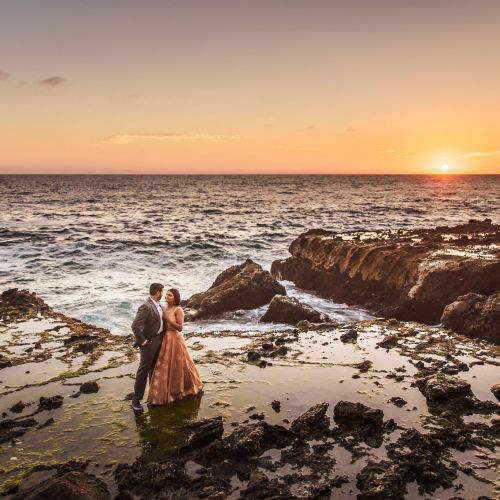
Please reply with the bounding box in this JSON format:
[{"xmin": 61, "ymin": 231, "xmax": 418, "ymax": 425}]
[{"xmin": 147, "ymin": 329, "xmax": 204, "ymax": 404}]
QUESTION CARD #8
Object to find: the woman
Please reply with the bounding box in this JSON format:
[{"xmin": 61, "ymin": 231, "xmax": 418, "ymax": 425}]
[{"xmin": 147, "ymin": 288, "xmax": 204, "ymax": 404}]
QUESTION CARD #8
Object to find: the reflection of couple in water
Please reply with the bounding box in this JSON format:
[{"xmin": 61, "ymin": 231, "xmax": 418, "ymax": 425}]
[{"xmin": 131, "ymin": 283, "xmax": 203, "ymax": 413}]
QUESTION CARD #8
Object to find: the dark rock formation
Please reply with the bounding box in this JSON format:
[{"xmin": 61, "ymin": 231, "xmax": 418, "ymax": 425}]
[
  {"xmin": 334, "ymin": 400, "xmax": 384, "ymax": 428},
  {"xmin": 13, "ymin": 471, "xmax": 110, "ymax": 500},
  {"xmin": 340, "ymin": 328, "xmax": 358, "ymax": 343},
  {"xmin": 415, "ymin": 373, "xmax": 472, "ymax": 402},
  {"xmin": 0, "ymin": 417, "xmax": 37, "ymax": 444},
  {"xmin": 0, "ymin": 288, "xmax": 49, "ymax": 315},
  {"xmin": 259, "ymin": 295, "xmax": 329, "ymax": 324},
  {"xmin": 80, "ymin": 381, "xmax": 100, "ymax": 394},
  {"xmin": 178, "ymin": 416, "xmax": 224, "ymax": 452},
  {"xmin": 491, "ymin": 384, "xmax": 500, "ymax": 401},
  {"xmin": 441, "ymin": 292, "xmax": 500, "ymax": 344},
  {"xmin": 185, "ymin": 259, "xmax": 286, "ymax": 319},
  {"xmin": 38, "ymin": 395, "xmax": 64, "ymax": 411},
  {"xmin": 290, "ymin": 402, "xmax": 330, "ymax": 436},
  {"xmin": 271, "ymin": 220, "xmax": 500, "ymax": 325}
]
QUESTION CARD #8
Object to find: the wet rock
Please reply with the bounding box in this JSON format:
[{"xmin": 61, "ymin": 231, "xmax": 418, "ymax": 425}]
[
  {"xmin": 225, "ymin": 421, "xmax": 294, "ymax": 457},
  {"xmin": 340, "ymin": 329, "xmax": 358, "ymax": 343},
  {"xmin": 377, "ymin": 333, "xmax": 399, "ymax": 349},
  {"xmin": 334, "ymin": 401, "xmax": 384, "ymax": 428},
  {"xmin": 13, "ymin": 471, "xmax": 110, "ymax": 500},
  {"xmin": 491, "ymin": 383, "xmax": 500, "ymax": 401},
  {"xmin": 290, "ymin": 402, "xmax": 330, "ymax": 436},
  {"xmin": 179, "ymin": 416, "xmax": 224, "ymax": 452},
  {"xmin": 388, "ymin": 397, "xmax": 407, "ymax": 407},
  {"xmin": 355, "ymin": 360, "xmax": 372, "ymax": 372},
  {"xmin": 249, "ymin": 413, "xmax": 265, "ymax": 421},
  {"xmin": 246, "ymin": 350, "xmax": 260, "ymax": 362},
  {"xmin": 10, "ymin": 401, "xmax": 27, "ymax": 413},
  {"xmin": 271, "ymin": 221, "xmax": 500, "ymax": 324},
  {"xmin": 0, "ymin": 417, "xmax": 37, "ymax": 443},
  {"xmin": 441, "ymin": 292, "xmax": 500, "ymax": 344},
  {"xmin": 0, "ymin": 356, "xmax": 13, "ymax": 369},
  {"xmin": 185, "ymin": 259, "xmax": 286, "ymax": 319},
  {"xmin": 80, "ymin": 381, "xmax": 100, "ymax": 394},
  {"xmin": 259, "ymin": 295, "xmax": 329, "ymax": 324},
  {"xmin": 0, "ymin": 288, "xmax": 50, "ymax": 314},
  {"xmin": 271, "ymin": 400, "xmax": 281, "ymax": 412},
  {"xmin": 38, "ymin": 395, "xmax": 64, "ymax": 411},
  {"xmin": 415, "ymin": 373, "xmax": 472, "ymax": 402}
]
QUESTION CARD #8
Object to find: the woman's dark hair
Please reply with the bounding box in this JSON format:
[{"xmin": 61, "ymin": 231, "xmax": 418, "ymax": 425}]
[{"xmin": 168, "ymin": 288, "xmax": 181, "ymax": 306}]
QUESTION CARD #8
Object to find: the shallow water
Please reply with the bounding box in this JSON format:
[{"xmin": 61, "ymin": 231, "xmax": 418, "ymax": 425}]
[{"xmin": 1, "ymin": 175, "xmax": 498, "ymax": 334}]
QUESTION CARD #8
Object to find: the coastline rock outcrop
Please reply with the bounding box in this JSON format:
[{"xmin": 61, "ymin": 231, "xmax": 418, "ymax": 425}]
[
  {"xmin": 271, "ymin": 219, "xmax": 500, "ymax": 326},
  {"xmin": 259, "ymin": 295, "xmax": 329, "ymax": 324},
  {"xmin": 185, "ymin": 259, "xmax": 286, "ymax": 319},
  {"xmin": 441, "ymin": 292, "xmax": 500, "ymax": 344}
]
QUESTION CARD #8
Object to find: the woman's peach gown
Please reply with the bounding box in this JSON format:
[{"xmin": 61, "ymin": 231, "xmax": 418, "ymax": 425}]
[{"xmin": 147, "ymin": 306, "xmax": 203, "ymax": 404}]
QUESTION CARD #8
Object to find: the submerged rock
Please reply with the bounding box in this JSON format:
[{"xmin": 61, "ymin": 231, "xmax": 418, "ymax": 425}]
[
  {"xmin": 185, "ymin": 259, "xmax": 286, "ymax": 319},
  {"xmin": 441, "ymin": 292, "xmax": 500, "ymax": 344},
  {"xmin": 38, "ymin": 395, "xmax": 64, "ymax": 411},
  {"xmin": 259, "ymin": 295, "xmax": 329, "ymax": 324},
  {"xmin": 13, "ymin": 471, "xmax": 110, "ymax": 500},
  {"xmin": 179, "ymin": 416, "xmax": 224, "ymax": 452},
  {"xmin": 271, "ymin": 220, "xmax": 500, "ymax": 325}
]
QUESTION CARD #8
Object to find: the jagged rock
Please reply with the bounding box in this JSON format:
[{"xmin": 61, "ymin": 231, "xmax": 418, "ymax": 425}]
[
  {"xmin": 271, "ymin": 400, "xmax": 281, "ymax": 412},
  {"xmin": 0, "ymin": 417, "xmax": 37, "ymax": 443},
  {"xmin": 491, "ymin": 384, "xmax": 500, "ymax": 401},
  {"xmin": 247, "ymin": 350, "xmax": 260, "ymax": 361},
  {"xmin": 271, "ymin": 220, "xmax": 500, "ymax": 324},
  {"xmin": 334, "ymin": 401, "xmax": 384, "ymax": 428},
  {"xmin": 0, "ymin": 288, "xmax": 49, "ymax": 314},
  {"xmin": 377, "ymin": 333, "xmax": 399, "ymax": 349},
  {"xmin": 290, "ymin": 402, "xmax": 330, "ymax": 436},
  {"xmin": 388, "ymin": 397, "xmax": 407, "ymax": 407},
  {"xmin": 225, "ymin": 421, "xmax": 294, "ymax": 457},
  {"xmin": 185, "ymin": 259, "xmax": 286, "ymax": 319},
  {"xmin": 179, "ymin": 416, "xmax": 224, "ymax": 452},
  {"xmin": 441, "ymin": 292, "xmax": 500, "ymax": 344},
  {"xmin": 415, "ymin": 374, "xmax": 472, "ymax": 402},
  {"xmin": 39, "ymin": 395, "xmax": 64, "ymax": 411},
  {"xmin": 12, "ymin": 471, "xmax": 110, "ymax": 500},
  {"xmin": 340, "ymin": 329, "xmax": 358, "ymax": 343},
  {"xmin": 80, "ymin": 381, "xmax": 100, "ymax": 394},
  {"xmin": 10, "ymin": 401, "xmax": 26, "ymax": 413},
  {"xmin": 259, "ymin": 295, "xmax": 329, "ymax": 324}
]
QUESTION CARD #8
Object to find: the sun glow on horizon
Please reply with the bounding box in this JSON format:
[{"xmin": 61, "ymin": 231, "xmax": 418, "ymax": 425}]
[{"xmin": 440, "ymin": 164, "xmax": 450, "ymax": 173}]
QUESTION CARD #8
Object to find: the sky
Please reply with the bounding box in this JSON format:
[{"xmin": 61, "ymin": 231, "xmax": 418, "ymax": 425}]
[{"xmin": 0, "ymin": 0, "xmax": 499, "ymax": 174}]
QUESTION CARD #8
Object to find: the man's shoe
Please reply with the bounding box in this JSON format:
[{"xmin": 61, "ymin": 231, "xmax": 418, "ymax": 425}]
[{"xmin": 131, "ymin": 399, "xmax": 144, "ymax": 412}]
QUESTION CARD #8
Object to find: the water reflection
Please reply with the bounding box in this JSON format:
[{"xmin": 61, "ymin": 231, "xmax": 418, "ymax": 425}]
[{"xmin": 134, "ymin": 393, "xmax": 203, "ymax": 462}]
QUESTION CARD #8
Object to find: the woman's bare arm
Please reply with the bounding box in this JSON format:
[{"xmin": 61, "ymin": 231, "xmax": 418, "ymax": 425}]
[{"xmin": 167, "ymin": 307, "xmax": 184, "ymax": 331}]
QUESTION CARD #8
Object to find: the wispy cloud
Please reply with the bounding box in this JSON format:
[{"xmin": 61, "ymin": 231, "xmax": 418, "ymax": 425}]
[
  {"xmin": 461, "ymin": 151, "xmax": 500, "ymax": 157},
  {"xmin": 39, "ymin": 76, "xmax": 65, "ymax": 87},
  {"xmin": 0, "ymin": 71, "xmax": 9, "ymax": 81},
  {"xmin": 99, "ymin": 133, "xmax": 243, "ymax": 144}
]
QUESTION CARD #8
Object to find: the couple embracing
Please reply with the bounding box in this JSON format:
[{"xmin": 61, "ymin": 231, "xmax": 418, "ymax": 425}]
[{"xmin": 130, "ymin": 283, "xmax": 203, "ymax": 412}]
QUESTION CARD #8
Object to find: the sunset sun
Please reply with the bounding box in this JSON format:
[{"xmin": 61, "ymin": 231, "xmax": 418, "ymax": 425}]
[{"xmin": 440, "ymin": 164, "xmax": 450, "ymax": 173}]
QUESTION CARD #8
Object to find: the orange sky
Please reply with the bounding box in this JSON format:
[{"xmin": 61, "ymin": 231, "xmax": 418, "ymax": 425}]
[{"xmin": 1, "ymin": 1, "xmax": 499, "ymax": 174}]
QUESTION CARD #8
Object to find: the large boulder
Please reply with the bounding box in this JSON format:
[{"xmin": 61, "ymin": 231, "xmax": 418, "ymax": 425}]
[
  {"xmin": 441, "ymin": 292, "xmax": 500, "ymax": 344},
  {"xmin": 13, "ymin": 471, "xmax": 110, "ymax": 500},
  {"xmin": 271, "ymin": 220, "xmax": 500, "ymax": 325},
  {"xmin": 185, "ymin": 259, "xmax": 286, "ymax": 319},
  {"xmin": 333, "ymin": 401, "xmax": 384, "ymax": 428},
  {"xmin": 259, "ymin": 295, "xmax": 329, "ymax": 324}
]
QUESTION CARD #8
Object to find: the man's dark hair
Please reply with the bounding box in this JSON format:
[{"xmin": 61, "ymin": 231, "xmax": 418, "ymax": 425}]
[
  {"xmin": 169, "ymin": 288, "xmax": 181, "ymax": 306},
  {"xmin": 149, "ymin": 283, "xmax": 164, "ymax": 295}
]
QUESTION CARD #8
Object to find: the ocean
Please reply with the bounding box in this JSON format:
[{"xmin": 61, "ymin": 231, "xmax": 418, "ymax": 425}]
[{"xmin": 1, "ymin": 174, "xmax": 498, "ymax": 334}]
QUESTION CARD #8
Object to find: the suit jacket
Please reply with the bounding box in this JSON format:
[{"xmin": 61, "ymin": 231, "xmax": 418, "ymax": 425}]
[{"xmin": 131, "ymin": 298, "xmax": 166, "ymax": 348}]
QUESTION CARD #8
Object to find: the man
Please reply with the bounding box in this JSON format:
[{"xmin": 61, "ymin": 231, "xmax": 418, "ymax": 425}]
[{"xmin": 131, "ymin": 283, "xmax": 166, "ymax": 412}]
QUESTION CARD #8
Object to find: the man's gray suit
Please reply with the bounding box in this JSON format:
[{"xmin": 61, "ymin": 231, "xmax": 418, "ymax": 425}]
[{"xmin": 132, "ymin": 298, "xmax": 166, "ymax": 401}]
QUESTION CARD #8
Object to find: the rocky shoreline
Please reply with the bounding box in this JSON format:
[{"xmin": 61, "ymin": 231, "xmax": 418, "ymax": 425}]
[
  {"xmin": 1, "ymin": 220, "xmax": 499, "ymax": 499},
  {"xmin": 271, "ymin": 219, "xmax": 500, "ymax": 338}
]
